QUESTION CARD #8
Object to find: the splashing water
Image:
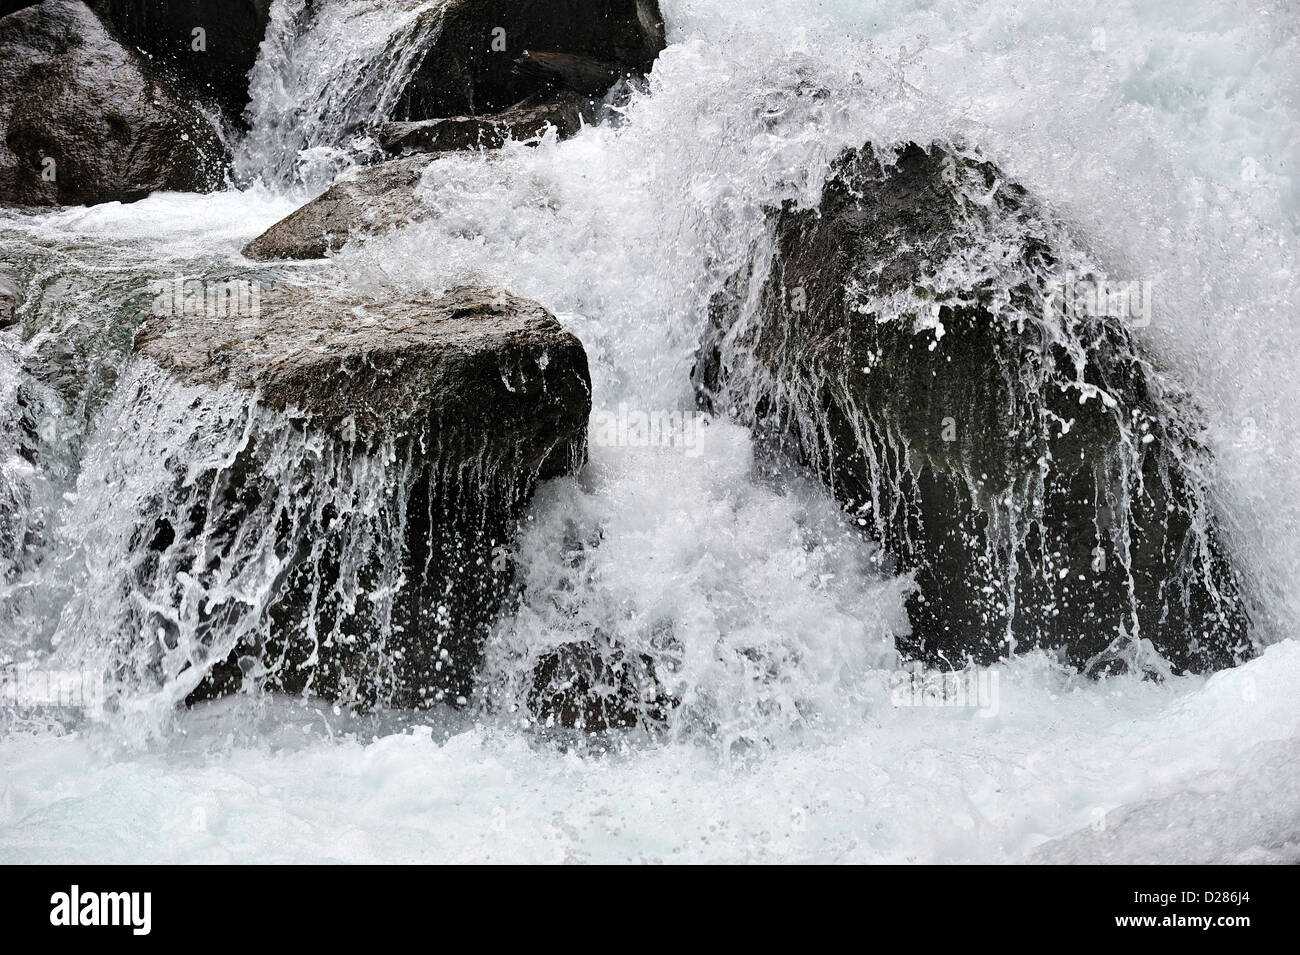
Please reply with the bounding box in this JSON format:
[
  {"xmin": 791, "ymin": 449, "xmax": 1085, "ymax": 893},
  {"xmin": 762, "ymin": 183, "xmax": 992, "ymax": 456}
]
[{"xmin": 1, "ymin": 0, "xmax": 1298, "ymax": 862}]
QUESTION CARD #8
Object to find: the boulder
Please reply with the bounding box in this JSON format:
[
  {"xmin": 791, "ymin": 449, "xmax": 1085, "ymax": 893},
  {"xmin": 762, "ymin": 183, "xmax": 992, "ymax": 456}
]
[
  {"xmin": 90, "ymin": 0, "xmax": 272, "ymax": 122},
  {"xmin": 372, "ymin": 91, "xmax": 594, "ymax": 158},
  {"xmin": 393, "ymin": 0, "xmax": 665, "ymax": 119},
  {"xmin": 0, "ymin": 0, "xmax": 227, "ymax": 206},
  {"xmin": 697, "ymin": 142, "xmax": 1252, "ymax": 675},
  {"xmin": 241, "ymin": 154, "xmax": 435, "ymax": 260},
  {"xmin": 131, "ymin": 283, "xmax": 591, "ymax": 707}
]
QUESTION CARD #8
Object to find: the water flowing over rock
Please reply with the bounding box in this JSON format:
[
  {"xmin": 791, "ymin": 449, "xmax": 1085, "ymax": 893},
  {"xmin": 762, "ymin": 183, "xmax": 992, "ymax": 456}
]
[
  {"xmin": 245, "ymin": 89, "xmax": 595, "ymax": 260},
  {"xmin": 0, "ymin": 0, "xmax": 227, "ymax": 206},
  {"xmin": 372, "ymin": 91, "xmax": 594, "ymax": 158},
  {"xmin": 0, "ymin": 347, "xmax": 46, "ymax": 586},
  {"xmin": 399, "ymin": 0, "xmax": 664, "ymax": 119},
  {"xmin": 696, "ymin": 141, "xmax": 1252, "ymax": 676},
  {"xmin": 241, "ymin": 154, "xmax": 437, "ymax": 260},
  {"xmin": 70, "ymin": 284, "xmax": 591, "ymax": 710},
  {"xmin": 529, "ymin": 641, "xmax": 675, "ymax": 732},
  {"xmin": 0, "ymin": 272, "xmax": 16, "ymax": 327},
  {"xmin": 236, "ymin": 0, "xmax": 664, "ymax": 187},
  {"xmin": 91, "ymin": 0, "xmax": 273, "ymax": 122}
]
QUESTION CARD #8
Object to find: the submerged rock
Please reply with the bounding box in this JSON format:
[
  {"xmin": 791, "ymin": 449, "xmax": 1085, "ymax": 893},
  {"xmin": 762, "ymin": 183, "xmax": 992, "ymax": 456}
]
[
  {"xmin": 0, "ymin": 0, "xmax": 227, "ymax": 206},
  {"xmin": 529, "ymin": 641, "xmax": 675, "ymax": 732},
  {"xmin": 697, "ymin": 141, "xmax": 1252, "ymax": 675},
  {"xmin": 129, "ymin": 284, "xmax": 591, "ymax": 707},
  {"xmin": 241, "ymin": 155, "xmax": 435, "ymax": 261},
  {"xmin": 91, "ymin": 0, "xmax": 272, "ymax": 122},
  {"xmin": 372, "ymin": 92, "xmax": 594, "ymax": 158}
]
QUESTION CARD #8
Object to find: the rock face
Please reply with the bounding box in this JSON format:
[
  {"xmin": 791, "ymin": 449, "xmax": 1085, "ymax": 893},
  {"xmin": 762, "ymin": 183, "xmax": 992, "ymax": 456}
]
[
  {"xmin": 133, "ymin": 283, "xmax": 591, "ymax": 707},
  {"xmin": 697, "ymin": 142, "xmax": 1252, "ymax": 675},
  {"xmin": 0, "ymin": 0, "xmax": 226, "ymax": 206},
  {"xmin": 395, "ymin": 0, "xmax": 665, "ymax": 120},
  {"xmin": 91, "ymin": 0, "xmax": 272, "ymax": 122},
  {"xmin": 242, "ymin": 154, "xmax": 436, "ymax": 260},
  {"xmin": 372, "ymin": 92, "xmax": 594, "ymax": 158}
]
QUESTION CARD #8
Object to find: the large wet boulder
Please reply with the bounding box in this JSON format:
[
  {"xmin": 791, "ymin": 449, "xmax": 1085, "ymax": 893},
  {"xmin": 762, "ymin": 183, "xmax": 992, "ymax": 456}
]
[
  {"xmin": 128, "ymin": 283, "xmax": 591, "ymax": 707},
  {"xmin": 395, "ymin": 0, "xmax": 665, "ymax": 120},
  {"xmin": 242, "ymin": 154, "xmax": 436, "ymax": 260},
  {"xmin": 697, "ymin": 141, "xmax": 1252, "ymax": 675},
  {"xmin": 90, "ymin": 0, "xmax": 271, "ymax": 122},
  {"xmin": 0, "ymin": 0, "xmax": 227, "ymax": 206}
]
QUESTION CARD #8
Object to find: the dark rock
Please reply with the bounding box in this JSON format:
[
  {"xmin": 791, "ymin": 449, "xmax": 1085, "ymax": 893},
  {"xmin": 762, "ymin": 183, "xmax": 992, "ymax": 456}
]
[
  {"xmin": 697, "ymin": 141, "xmax": 1252, "ymax": 676},
  {"xmin": 529, "ymin": 641, "xmax": 675, "ymax": 731},
  {"xmin": 90, "ymin": 0, "xmax": 271, "ymax": 123},
  {"xmin": 372, "ymin": 92, "xmax": 595, "ymax": 158},
  {"xmin": 513, "ymin": 51, "xmax": 624, "ymax": 98},
  {"xmin": 394, "ymin": 0, "xmax": 665, "ymax": 120},
  {"xmin": 241, "ymin": 154, "xmax": 435, "ymax": 261},
  {"xmin": 133, "ymin": 283, "xmax": 591, "ymax": 707},
  {"xmin": 0, "ymin": 0, "xmax": 227, "ymax": 206},
  {"xmin": 0, "ymin": 272, "xmax": 16, "ymax": 328}
]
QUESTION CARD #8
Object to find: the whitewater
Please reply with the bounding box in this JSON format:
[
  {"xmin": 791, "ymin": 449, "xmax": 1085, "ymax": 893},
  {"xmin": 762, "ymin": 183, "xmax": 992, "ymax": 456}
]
[{"xmin": 1, "ymin": 0, "xmax": 1298, "ymax": 863}]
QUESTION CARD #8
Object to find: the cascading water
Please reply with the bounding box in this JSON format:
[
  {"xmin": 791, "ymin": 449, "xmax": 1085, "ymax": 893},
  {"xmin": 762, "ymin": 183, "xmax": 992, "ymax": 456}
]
[
  {"xmin": 235, "ymin": 0, "xmax": 450, "ymax": 189},
  {"xmin": 1, "ymin": 0, "xmax": 1298, "ymax": 862}
]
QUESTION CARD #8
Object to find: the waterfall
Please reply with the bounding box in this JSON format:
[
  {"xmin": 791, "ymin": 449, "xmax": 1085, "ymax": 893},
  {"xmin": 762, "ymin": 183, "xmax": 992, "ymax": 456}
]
[
  {"xmin": 45, "ymin": 356, "xmax": 547, "ymax": 736},
  {"xmin": 235, "ymin": 0, "xmax": 450, "ymax": 189}
]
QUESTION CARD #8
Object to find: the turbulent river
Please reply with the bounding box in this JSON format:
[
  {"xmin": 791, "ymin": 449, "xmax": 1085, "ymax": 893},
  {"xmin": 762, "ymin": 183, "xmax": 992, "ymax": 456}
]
[{"xmin": 1, "ymin": 0, "xmax": 1298, "ymax": 862}]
